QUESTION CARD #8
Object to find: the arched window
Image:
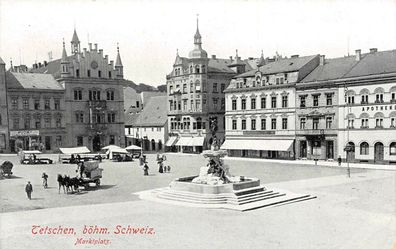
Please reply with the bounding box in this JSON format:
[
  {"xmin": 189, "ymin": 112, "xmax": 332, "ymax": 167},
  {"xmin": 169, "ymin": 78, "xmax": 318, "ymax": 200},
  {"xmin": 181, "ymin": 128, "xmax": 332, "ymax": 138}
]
[
  {"xmin": 360, "ymin": 142, "xmax": 369, "ymax": 155},
  {"xmin": 390, "ymin": 142, "xmax": 396, "ymax": 155},
  {"xmin": 195, "ymin": 65, "xmax": 200, "ymax": 74},
  {"xmin": 345, "ymin": 90, "xmax": 355, "ymax": 104},
  {"xmin": 190, "ymin": 65, "xmax": 193, "ymax": 74}
]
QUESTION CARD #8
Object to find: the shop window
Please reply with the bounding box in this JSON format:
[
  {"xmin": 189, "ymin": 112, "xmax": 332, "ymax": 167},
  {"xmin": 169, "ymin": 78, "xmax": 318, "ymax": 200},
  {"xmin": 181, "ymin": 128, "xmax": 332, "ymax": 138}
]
[
  {"xmin": 360, "ymin": 142, "xmax": 369, "ymax": 155},
  {"xmin": 390, "ymin": 142, "xmax": 396, "ymax": 155}
]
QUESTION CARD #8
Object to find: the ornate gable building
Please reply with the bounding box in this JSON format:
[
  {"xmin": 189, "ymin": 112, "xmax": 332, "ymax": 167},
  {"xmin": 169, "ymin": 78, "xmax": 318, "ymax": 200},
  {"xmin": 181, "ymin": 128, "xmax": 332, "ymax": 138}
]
[{"xmin": 31, "ymin": 29, "xmax": 125, "ymax": 151}]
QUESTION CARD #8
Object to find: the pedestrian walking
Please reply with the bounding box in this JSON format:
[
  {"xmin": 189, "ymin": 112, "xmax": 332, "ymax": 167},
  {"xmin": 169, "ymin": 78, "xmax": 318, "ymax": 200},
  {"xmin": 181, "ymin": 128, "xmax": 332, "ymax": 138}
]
[
  {"xmin": 167, "ymin": 165, "xmax": 171, "ymax": 173},
  {"xmin": 338, "ymin": 155, "xmax": 342, "ymax": 166},
  {"xmin": 158, "ymin": 162, "xmax": 164, "ymax": 173},
  {"xmin": 25, "ymin": 181, "xmax": 33, "ymax": 200},
  {"xmin": 143, "ymin": 162, "xmax": 149, "ymax": 176},
  {"xmin": 42, "ymin": 172, "xmax": 48, "ymax": 189}
]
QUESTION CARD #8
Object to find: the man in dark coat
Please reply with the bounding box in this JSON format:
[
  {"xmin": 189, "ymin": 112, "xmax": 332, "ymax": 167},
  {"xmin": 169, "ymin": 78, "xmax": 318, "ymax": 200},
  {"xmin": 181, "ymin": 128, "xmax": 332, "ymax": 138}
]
[{"xmin": 25, "ymin": 181, "xmax": 33, "ymax": 200}]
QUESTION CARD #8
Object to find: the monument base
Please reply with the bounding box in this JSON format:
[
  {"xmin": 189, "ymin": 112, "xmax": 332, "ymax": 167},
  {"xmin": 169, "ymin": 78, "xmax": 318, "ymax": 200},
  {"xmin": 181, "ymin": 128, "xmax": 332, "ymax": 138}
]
[{"xmin": 136, "ymin": 176, "xmax": 316, "ymax": 211}]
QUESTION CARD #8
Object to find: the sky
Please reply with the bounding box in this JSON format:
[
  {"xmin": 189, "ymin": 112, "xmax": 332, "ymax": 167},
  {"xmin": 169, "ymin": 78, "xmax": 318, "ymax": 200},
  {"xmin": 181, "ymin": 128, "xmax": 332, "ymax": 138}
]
[{"xmin": 1, "ymin": 0, "xmax": 396, "ymax": 86}]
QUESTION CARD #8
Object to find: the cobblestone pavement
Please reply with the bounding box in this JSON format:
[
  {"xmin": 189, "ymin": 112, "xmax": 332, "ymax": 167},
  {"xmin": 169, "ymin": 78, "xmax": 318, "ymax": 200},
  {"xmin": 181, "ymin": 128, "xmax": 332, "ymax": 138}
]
[{"xmin": 0, "ymin": 153, "xmax": 395, "ymax": 249}]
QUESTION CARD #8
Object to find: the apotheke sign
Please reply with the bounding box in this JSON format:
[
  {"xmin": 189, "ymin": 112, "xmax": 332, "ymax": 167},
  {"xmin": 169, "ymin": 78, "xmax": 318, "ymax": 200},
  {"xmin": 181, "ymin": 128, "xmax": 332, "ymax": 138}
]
[{"xmin": 10, "ymin": 130, "xmax": 40, "ymax": 137}]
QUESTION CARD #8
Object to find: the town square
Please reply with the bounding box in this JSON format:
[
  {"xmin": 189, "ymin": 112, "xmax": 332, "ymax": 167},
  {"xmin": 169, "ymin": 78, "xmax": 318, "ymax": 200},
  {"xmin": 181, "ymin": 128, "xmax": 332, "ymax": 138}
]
[{"xmin": 0, "ymin": 0, "xmax": 396, "ymax": 248}]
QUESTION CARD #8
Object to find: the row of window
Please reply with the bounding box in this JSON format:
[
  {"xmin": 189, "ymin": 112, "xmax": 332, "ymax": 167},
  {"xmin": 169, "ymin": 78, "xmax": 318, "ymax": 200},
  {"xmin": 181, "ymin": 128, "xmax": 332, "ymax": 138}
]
[
  {"xmin": 169, "ymin": 98, "xmax": 225, "ymax": 111},
  {"xmin": 231, "ymin": 118, "xmax": 288, "ymax": 130},
  {"xmin": 299, "ymin": 93, "xmax": 333, "ymax": 107},
  {"xmin": 11, "ymin": 116, "xmax": 62, "ymax": 129},
  {"xmin": 235, "ymin": 74, "xmax": 288, "ymax": 88},
  {"xmin": 11, "ymin": 97, "xmax": 61, "ymax": 110},
  {"xmin": 169, "ymin": 83, "xmax": 225, "ymax": 94},
  {"xmin": 299, "ymin": 117, "xmax": 333, "ymax": 130},
  {"xmin": 345, "ymin": 93, "xmax": 396, "ymax": 104},
  {"xmin": 358, "ymin": 142, "xmax": 396, "ymax": 156},
  {"xmin": 348, "ymin": 117, "xmax": 396, "ymax": 128},
  {"xmin": 75, "ymin": 112, "xmax": 117, "ymax": 123},
  {"xmin": 231, "ymin": 96, "xmax": 289, "ymax": 110},
  {"xmin": 170, "ymin": 117, "xmax": 206, "ymax": 130},
  {"xmin": 63, "ymin": 67, "xmax": 113, "ymax": 79},
  {"xmin": 73, "ymin": 89, "xmax": 115, "ymax": 101}
]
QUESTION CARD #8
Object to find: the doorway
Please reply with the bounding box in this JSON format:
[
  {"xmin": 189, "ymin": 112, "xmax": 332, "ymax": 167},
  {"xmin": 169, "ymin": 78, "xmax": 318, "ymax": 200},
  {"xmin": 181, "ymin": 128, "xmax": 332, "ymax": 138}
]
[
  {"xmin": 326, "ymin": 141, "xmax": 334, "ymax": 159},
  {"xmin": 93, "ymin": 135, "xmax": 101, "ymax": 152},
  {"xmin": 300, "ymin": 141, "xmax": 307, "ymax": 158},
  {"xmin": 374, "ymin": 142, "xmax": 384, "ymax": 163},
  {"xmin": 346, "ymin": 142, "xmax": 355, "ymax": 162}
]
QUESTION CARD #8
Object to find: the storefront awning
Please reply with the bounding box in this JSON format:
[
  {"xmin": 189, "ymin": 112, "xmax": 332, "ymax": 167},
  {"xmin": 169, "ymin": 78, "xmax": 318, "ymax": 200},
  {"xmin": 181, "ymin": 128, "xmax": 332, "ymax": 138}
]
[
  {"xmin": 165, "ymin": 136, "xmax": 178, "ymax": 146},
  {"xmin": 221, "ymin": 139, "xmax": 293, "ymax": 151},
  {"xmin": 189, "ymin": 137, "xmax": 205, "ymax": 146},
  {"xmin": 176, "ymin": 137, "xmax": 193, "ymax": 146}
]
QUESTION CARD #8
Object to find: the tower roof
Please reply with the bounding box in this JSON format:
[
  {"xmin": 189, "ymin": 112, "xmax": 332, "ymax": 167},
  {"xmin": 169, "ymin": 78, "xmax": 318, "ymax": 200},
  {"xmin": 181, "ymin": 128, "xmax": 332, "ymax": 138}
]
[
  {"xmin": 188, "ymin": 16, "xmax": 207, "ymax": 59},
  {"xmin": 115, "ymin": 44, "xmax": 123, "ymax": 66},
  {"xmin": 61, "ymin": 40, "xmax": 68, "ymax": 62},
  {"xmin": 71, "ymin": 28, "xmax": 80, "ymax": 44},
  {"xmin": 194, "ymin": 17, "xmax": 201, "ymax": 44},
  {"xmin": 257, "ymin": 50, "xmax": 266, "ymax": 67}
]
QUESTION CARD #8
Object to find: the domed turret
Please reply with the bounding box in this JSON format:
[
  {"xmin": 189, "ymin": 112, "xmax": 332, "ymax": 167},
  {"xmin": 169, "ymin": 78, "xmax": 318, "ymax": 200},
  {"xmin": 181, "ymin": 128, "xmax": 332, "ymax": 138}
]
[{"xmin": 188, "ymin": 17, "xmax": 207, "ymax": 59}]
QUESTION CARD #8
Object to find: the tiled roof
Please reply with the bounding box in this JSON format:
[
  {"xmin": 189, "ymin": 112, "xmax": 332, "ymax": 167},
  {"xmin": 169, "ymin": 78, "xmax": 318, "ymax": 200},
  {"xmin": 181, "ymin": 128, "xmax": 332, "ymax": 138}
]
[
  {"xmin": 208, "ymin": 58, "xmax": 236, "ymax": 74},
  {"xmin": 301, "ymin": 56, "xmax": 359, "ymax": 82},
  {"xmin": 29, "ymin": 55, "xmax": 77, "ymax": 79},
  {"xmin": 344, "ymin": 49, "xmax": 396, "ymax": 78},
  {"xmin": 134, "ymin": 96, "xmax": 168, "ymax": 127},
  {"xmin": 124, "ymin": 108, "xmax": 140, "ymax": 126},
  {"xmin": 237, "ymin": 55, "xmax": 319, "ymax": 78},
  {"xmin": 6, "ymin": 72, "xmax": 64, "ymax": 90}
]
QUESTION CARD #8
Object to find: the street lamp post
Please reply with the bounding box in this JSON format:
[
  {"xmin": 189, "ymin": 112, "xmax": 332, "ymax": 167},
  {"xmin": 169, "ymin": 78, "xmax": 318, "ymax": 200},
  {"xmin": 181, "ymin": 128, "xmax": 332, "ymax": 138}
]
[{"xmin": 344, "ymin": 82, "xmax": 351, "ymax": 178}]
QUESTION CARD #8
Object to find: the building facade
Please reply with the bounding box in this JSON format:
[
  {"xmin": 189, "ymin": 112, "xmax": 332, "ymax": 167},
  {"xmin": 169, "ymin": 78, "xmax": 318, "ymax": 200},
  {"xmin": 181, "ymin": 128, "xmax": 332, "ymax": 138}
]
[
  {"xmin": 6, "ymin": 72, "xmax": 66, "ymax": 152},
  {"xmin": 222, "ymin": 55, "xmax": 320, "ymax": 159},
  {"xmin": 125, "ymin": 96, "xmax": 168, "ymax": 152},
  {"xmin": 166, "ymin": 20, "xmax": 256, "ymax": 153},
  {"xmin": 31, "ymin": 29, "xmax": 125, "ymax": 151},
  {"xmin": 0, "ymin": 58, "xmax": 9, "ymax": 152},
  {"xmin": 336, "ymin": 49, "xmax": 396, "ymax": 164}
]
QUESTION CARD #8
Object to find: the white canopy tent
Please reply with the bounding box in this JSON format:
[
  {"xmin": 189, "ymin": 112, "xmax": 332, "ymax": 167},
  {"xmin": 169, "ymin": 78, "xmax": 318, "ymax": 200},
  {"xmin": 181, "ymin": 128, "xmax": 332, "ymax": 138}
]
[
  {"xmin": 106, "ymin": 147, "xmax": 129, "ymax": 159},
  {"xmin": 125, "ymin": 145, "xmax": 142, "ymax": 150},
  {"xmin": 59, "ymin": 146, "xmax": 91, "ymax": 154},
  {"xmin": 101, "ymin": 145, "xmax": 121, "ymax": 150}
]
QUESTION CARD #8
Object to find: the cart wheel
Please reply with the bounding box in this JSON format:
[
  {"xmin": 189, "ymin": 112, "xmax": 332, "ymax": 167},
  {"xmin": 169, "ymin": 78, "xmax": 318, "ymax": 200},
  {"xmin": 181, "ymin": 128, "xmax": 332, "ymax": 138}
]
[{"xmin": 95, "ymin": 179, "xmax": 101, "ymax": 186}]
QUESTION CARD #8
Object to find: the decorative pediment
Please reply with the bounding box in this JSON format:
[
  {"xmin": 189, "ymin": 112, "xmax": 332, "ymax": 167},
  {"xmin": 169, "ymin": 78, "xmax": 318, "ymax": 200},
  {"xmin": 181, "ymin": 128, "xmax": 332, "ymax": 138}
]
[
  {"xmin": 250, "ymin": 93, "xmax": 257, "ymax": 98},
  {"xmin": 260, "ymin": 92, "xmax": 267, "ymax": 97},
  {"xmin": 231, "ymin": 95, "xmax": 238, "ymax": 100},
  {"xmin": 240, "ymin": 94, "xmax": 247, "ymax": 99},
  {"xmin": 281, "ymin": 91, "xmax": 289, "ymax": 96},
  {"xmin": 307, "ymin": 110, "xmax": 324, "ymax": 117},
  {"xmin": 270, "ymin": 91, "xmax": 277, "ymax": 97}
]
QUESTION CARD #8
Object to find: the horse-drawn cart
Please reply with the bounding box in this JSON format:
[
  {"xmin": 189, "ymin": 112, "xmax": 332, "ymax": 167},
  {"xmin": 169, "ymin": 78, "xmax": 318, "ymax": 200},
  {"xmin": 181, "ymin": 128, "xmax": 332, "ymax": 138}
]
[
  {"xmin": 0, "ymin": 161, "xmax": 13, "ymax": 178},
  {"xmin": 81, "ymin": 161, "xmax": 103, "ymax": 188}
]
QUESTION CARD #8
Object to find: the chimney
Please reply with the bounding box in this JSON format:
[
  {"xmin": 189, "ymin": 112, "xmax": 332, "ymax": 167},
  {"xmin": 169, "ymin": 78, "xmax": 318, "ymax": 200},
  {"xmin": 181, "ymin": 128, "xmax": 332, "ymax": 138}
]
[
  {"xmin": 320, "ymin": 55, "xmax": 325, "ymax": 65},
  {"xmin": 291, "ymin": 55, "xmax": 299, "ymax": 58},
  {"xmin": 369, "ymin": 48, "xmax": 377, "ymax": 53},
  {"xmin": 94, "ymin": 43, "xmax": 98, "ymax": 50},
  {"xmin": 89, "ymin": 43, "xmax": 92, "ymax": 51},
  {"xmin": 211, "ymin": 55, "xmax": 216, "ymax": 59},
  {"xmin": 355, "ymin": 49, "xmax": 361, "ymax": 61},
  {"xmin": 44, "ymin": 61, "xmax": 48, "ymax": 66},
  {"xmin": 99, "ymin": 49, "xmax": 103, "ymax": 54}
]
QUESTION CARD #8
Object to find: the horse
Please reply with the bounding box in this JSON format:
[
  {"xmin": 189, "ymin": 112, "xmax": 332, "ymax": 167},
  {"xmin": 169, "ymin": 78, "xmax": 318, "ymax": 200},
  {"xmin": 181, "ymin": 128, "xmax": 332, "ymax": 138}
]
[{"xmin": 57, "ymin": 174, "xmax": 66, "ymax": 194}]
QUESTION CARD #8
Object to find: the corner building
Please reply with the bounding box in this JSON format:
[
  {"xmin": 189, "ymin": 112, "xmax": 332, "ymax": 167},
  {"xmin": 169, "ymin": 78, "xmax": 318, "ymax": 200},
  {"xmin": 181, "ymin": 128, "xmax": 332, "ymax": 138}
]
[{"xmin": 166, "ymin": 20, "xmax": 256, "ymax": 153}]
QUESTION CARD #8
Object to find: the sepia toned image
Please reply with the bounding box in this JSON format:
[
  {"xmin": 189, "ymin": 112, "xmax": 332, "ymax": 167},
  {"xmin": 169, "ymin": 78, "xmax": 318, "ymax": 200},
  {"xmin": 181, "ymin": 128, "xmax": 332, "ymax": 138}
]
[{"xmin": 0, "ymin": 0, "xmax": 395, "ymax": 248}]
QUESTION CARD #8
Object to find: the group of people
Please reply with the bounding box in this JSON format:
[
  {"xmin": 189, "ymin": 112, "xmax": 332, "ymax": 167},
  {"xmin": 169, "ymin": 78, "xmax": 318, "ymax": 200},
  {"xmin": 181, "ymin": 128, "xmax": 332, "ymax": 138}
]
[
  {"xmin": 24, "ymin": 172, "xmax": 48, "ymax": 200},
  {"xmin": 140, "ymin": 154, "xmax": 171, "ymax": 176}
]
